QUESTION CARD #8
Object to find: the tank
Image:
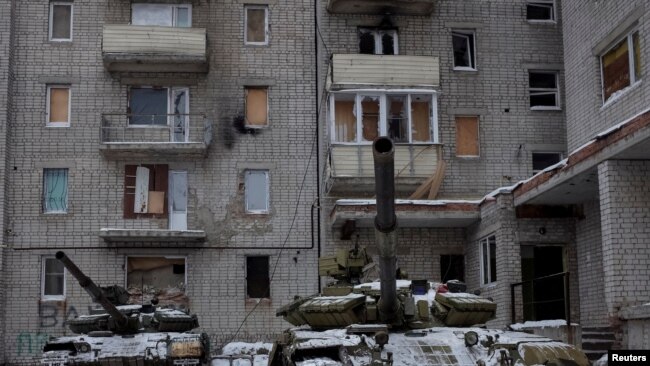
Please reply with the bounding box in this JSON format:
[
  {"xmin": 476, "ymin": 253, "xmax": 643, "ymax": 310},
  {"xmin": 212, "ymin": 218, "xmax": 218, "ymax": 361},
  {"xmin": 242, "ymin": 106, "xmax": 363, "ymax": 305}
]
[
  {"xmin": 41, "ymin": 251, "xmax": 210, "ymax": 366},
  {"xmin": 263, "ymin": 137, "xmax": 590, "ymax": 366}
]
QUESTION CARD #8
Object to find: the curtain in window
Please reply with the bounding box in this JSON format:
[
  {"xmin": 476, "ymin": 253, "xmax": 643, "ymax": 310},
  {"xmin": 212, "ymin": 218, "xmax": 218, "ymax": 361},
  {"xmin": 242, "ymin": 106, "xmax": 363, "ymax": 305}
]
[
  {"xmin": 334, "ymin": 99, "xmax": 356, "ymax": 142},
  {"xmin": 44, "ymin": 169, "xmax": 68, "ymax": 213}
]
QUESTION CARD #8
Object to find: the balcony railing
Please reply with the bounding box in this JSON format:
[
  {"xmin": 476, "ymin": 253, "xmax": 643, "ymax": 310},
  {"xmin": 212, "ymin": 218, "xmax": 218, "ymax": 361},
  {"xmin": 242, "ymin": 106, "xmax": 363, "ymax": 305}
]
[
  {"xmin": 99, "ymin": 113, "xmax": 212, "ymax": 159},
  {"xmin": 329, "ymin": 54, "xmax": 440, "ymax": 89}
]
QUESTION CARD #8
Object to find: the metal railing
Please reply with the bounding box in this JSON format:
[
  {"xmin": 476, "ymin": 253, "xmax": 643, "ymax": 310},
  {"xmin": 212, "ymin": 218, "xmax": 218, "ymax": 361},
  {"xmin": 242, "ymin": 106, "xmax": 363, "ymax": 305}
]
[
  {"xmin": 100, "ymin": 113, "xmax": 212, "ymax": 145},
  {"xmin": 510, "ymin": 271, "xmax": 571, "ymax": 326}
]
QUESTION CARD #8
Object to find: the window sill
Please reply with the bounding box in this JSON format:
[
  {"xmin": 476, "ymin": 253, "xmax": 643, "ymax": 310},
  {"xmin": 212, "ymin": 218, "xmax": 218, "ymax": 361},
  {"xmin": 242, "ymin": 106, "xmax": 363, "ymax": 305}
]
[
  {"xmin": 453, "ymin": 67, "xmax": 478, "ymax": 72},
  {"xmin": 456, "ymin": 155, "xmax": 480, "ymax": 159},
  {"xmin": 46, "ymin": 123, "xmax": 70, "ymax": 128},
  {"xmin": 244, "ymin": 124, "xmax": 269, "ymax": 129},
  {"xmin": 41, "ymin": 297, "xmax": 66, "ymax": 302},
  {"xmin": 48, "ymin": 39, "xmax": 73, "ymax": 44},
  {"xmin": 526, "ymin": 20, "xmax": 557, "ymax": 25},
  {"xmin": 245, "ymin": 211, "xmax": 270, "ymax": 215},
  {"xmin": 128, "ymin": 124, "xmax": 170, "ymax": 129},
  {"xmin": 42, "ymin": 211, "xmax": 72, "ymax": 218},
  {"xmin": 530, "ymin": 106, "xmax": 561, "ymax": 111},
  {"xmin": 601, "ymin": 80, "xmax": 642, "ymax": 110},
  {"xmin": 244, "ymin": 42, "xmax": 269, "ymax": 47}
]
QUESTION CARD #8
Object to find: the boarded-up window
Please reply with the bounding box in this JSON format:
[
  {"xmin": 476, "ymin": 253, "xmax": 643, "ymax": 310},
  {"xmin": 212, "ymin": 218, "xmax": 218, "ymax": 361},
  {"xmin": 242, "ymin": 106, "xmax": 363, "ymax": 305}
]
[
  {"xmin": 127, "ymin": 257, "xmax": 188, "ymax": 308},
  {"xmin": 50, "ymin": 2, "xmax": 72, "ymax": 41},
  {"xmin": 42, "ymin": 257, "xmax": 65, "ymax": 299},
  {"xmin": 47, "ymin": 86, "xmax": 70, "ymax": 125},
  {"xmin": 43, "ymin": 168, "xmax": 68, "ymax": 213},
  {"xmin": 124, "ymin": 164, "xmax": 168, "ymax": 218},
  {"xmin": 455, "ymin": 116, "xmax": 479, "ymax": 157},
  {"xmin": 361, "ymin": 96, "xmax": 380, "ymax": 142},
  {"xmin": 411, "ymin": 95, "xmax": 432, "ymax": 142},
  {"xmin": 246, "ymin": 256, "xmax": 270, "ymax": 298},
  {"xmin": 245, "ymin": 87, "xmax": 268, "ymax": 127},
  {"xmin": 601, "ymin": 31, "xmax": 641, "ymax": 101},
  {"xmin": 245, "ymin": 6, "xmax": 268, "ymax": 45},
  {"xmin": 333, "ymin": 94, "xmax": 356, "ymax": 142},
  {"xmin": 245, "ymin": 170, "xmax": 269, "ymax": 213}
]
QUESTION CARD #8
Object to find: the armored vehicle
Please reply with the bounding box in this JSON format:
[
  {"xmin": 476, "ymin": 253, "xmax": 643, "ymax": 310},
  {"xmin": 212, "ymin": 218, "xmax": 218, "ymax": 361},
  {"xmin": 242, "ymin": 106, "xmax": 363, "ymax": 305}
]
[
  {"xmin": 266, "ymin": 137, "xmax": 589, "ymax": 366},
  {"xmin": 41, "ymin": 251, "xmax": 210, "ymax": 366}
]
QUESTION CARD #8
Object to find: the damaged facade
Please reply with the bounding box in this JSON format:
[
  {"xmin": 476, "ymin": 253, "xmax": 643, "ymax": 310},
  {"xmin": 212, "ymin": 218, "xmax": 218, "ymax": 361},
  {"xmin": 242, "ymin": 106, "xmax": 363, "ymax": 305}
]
[{"xmin": 0, "ymin": 0, "xmax": 648, "ymax": 364}]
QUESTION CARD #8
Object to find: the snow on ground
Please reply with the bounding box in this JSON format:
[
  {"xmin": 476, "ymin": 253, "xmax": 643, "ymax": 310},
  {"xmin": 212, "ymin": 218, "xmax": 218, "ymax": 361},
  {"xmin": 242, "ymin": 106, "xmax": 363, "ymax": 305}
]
[
  {"xmin": 593, "ymin": 353, "xmax": 608, "ymax": 366},
  {"xmin": 213, "ymin": 341, "xmax": 272, "ymax": 366},
  {"xmin": 221, "ymin": 342, "xmax": 273, "ymax": 355},
  {"xmin": 509, "ymin": 319, "xmax": 577, "ymax": 330}
]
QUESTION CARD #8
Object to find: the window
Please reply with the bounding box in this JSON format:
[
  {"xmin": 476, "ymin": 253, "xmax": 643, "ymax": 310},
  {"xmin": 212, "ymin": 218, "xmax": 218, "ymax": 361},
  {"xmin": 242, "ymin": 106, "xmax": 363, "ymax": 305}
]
[
  {"xmin": 126, "ymin": 257, "xmax": 188, "ymax": 308},
  {"xmin": 526, "ymin": 1, "xmax": 555, "ymax": 22},
  {"xmin": 49, "ymin": 2, "xmax": 73, "ymax": 41},
  {"xmin": 128, "ymin": 87, "xmax": 189, "ymax": 128},
  {"xmin": 452, "ymin": 30, "xmax": 476, "ymax": 70},
  {"xmin": 358, "ymin": 28, "xmax": 398, "ymax": 55},
  {"xmin": 42, "ymin": 257, "xmax": 65, "ymax": 300},
  {"xmin": 440, "ymin": 255, "xmax": 465, "ymax": 283},
  {"xmin": 46, "ymin": 85, "xmax": 70, "ymax": 127},
  {"xmin": 529, "ymin": 71, "xmax": 560, "ymax": 109},
  {"xmin": 245, "ymin": 170, "xmax": 269, "ymax": 214},
  {"xmin": 132, "ymin": 3, "xmax": 192, "ymax": 27},
  {"xmin": 245, "ymin": 5, "xmax": 268, "ymax": 45},
  {"xmin": 455, "ymin": 116, "xmax": 479, "ymax": 157},
  {"xmin": 245, "ymin": 87, "xmax": 269, "ymax": 127},
  {"xmin": 480, "ymin": 235, "xmax": 497, "ymax": 285},
  {"xmin": 246, "ymin": 256, "xmax": 270, "ymax": 298},
  {"xmin": 532, "ymin": 152, "xmax": 562, "ymax": 174},
  {"xmin": 601, "ymin": 30, "xmax": 641, "ymax": 102},
  {"xmin": 330, "ymin": 92, "xmax": 437, "ymax": 144},
  {"xmin": 124, "ymin": 165, "xmax": 168, "ymax": 218},
  {"xmin": 43, "ymin": 168, "xmax": 68, "ymax": 213}
]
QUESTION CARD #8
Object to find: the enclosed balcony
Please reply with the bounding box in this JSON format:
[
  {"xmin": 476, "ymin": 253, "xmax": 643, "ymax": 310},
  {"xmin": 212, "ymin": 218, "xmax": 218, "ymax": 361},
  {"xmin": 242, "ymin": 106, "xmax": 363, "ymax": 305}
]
[
  {"xmin": 327, "ymin": 0, "xmax": 436, "ymax": 16},
  {"xmin": 329, "ymin": 54, "xmax": 439, "ymax": 90},
  {"xmin": 102, "ymin": 25, "xmax": 208, "ymax": 73},
  {"xmin": 100, "ymin": 113, "xmax": 212, "ymax": 160}
]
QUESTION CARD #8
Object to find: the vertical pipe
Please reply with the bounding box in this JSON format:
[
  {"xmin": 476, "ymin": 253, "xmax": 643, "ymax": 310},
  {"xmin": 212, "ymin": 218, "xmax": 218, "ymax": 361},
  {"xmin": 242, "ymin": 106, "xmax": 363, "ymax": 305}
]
[{"xmin": 511, "ymin": 283, "xmax": 516, "ymax": 324}]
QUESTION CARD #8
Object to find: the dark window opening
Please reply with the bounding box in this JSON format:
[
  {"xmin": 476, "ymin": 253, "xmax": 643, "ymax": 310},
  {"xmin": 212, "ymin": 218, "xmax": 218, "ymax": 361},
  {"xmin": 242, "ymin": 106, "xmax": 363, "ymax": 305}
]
[
  {"xmin": 359, "ymin": 32, "xmax": 375, "ymax": 54},
  {"xmin": 381, "ymin": 33, "xmax": 395, "ymax": 55},
  {"xmin": 526, "ymin": 3, "xmax": 554, "ymax": 21},
  {"xmin": 129, "ymin": 88, "xmax": 168, "ymax": 125},
  {"xmin": 173, "ymin": 264, "xmax": 186, "ymax": 275},
  {"xmin": 440, "ymin": 255, "xmax": 465, "ymax": 283},
  {"xmin": 452, "ymin": 31, "xmax": 476, "ymax": 69},
  {"xmin": 529, "ymin": 71, "xmax": 559, "ymax": 108},
  {"xmin": 358, "ymin": 28, "xmax": 397, "ymax": 55},
  {"xmin": 532, "ymin": 152, "xmax": 562, "ymax": 173},
  {"xmin": 126, "ymin": 257, "xmax": 188, "ymax": 308},
  {"xmin": 246, "ymin": 256, "xmax": 270, "ymax": 298}
]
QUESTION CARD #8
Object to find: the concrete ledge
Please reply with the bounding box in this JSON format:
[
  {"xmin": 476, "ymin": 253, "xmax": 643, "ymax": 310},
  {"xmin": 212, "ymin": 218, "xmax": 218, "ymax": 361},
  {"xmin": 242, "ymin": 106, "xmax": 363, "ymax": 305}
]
[
  {"xmin": 99, "ymin": 143, "xmax": 208, "ymax": 160},
  {"xmin": 99, "ymin": 228, "xmax": 206, "ymax": 243},
  {"xmin": 620, "ymin": 304, "xmax": 650, "ymax": 320}
]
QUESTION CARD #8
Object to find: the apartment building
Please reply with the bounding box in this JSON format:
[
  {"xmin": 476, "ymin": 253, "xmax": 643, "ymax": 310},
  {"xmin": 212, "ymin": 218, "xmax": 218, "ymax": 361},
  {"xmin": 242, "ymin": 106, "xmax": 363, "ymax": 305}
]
[{"xmin": 0, "ymin": 0, "xmax": 649, "ymax": 364}]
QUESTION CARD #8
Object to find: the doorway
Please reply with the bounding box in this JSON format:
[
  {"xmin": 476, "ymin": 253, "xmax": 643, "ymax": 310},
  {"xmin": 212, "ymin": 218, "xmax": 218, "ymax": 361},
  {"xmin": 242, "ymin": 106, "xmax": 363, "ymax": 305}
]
[
  {"xmin": 169, "ymin": 171, "xmax": 187, "ymax": 231},
  {"xmin": 520, "ymin": 245, "xmax": 566, "ymax": 321}
]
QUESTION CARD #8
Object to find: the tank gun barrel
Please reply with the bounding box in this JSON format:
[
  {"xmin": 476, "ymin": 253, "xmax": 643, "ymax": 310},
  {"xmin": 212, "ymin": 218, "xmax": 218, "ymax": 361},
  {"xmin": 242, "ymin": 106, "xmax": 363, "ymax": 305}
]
[
  {"xmin": 55, "ymin": 251, "xmax": 128, "ymax": 328},
  {"xmin": 372, "ymin": 137, "xmax": 399, "ymax": 323}
]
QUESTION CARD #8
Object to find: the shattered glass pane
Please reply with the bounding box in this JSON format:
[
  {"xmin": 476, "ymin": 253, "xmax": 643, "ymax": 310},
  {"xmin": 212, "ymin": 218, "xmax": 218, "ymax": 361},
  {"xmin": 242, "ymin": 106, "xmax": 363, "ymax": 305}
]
[
  {"xmin": 334, "ymin": 94, "xmax": 356, "ymax": 142},
  {"xmin": 361, "ymin": 96, "xmax": 380, "ymax": 142},
  {"xmin": 172, "ymin": 89, "xmax": 188, "ymax": 142},
  {"xmin": 387, "ymin": 95, "xmax": 407, "ymax": 142}
]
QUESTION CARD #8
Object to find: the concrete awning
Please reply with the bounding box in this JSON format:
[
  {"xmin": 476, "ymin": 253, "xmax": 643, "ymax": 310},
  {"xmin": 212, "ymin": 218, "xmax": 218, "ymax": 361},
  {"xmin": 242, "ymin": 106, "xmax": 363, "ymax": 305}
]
[
  {"xmin": 514, "ymin": 109, "xmax": 650, "ymax": 206},
  {"xmin": 99, "ymin": 228, "xmax": 206, "ymax": 243},
  {"xmin": 331, "ymin": 199, "xmax": 480, "ymax": 228}
]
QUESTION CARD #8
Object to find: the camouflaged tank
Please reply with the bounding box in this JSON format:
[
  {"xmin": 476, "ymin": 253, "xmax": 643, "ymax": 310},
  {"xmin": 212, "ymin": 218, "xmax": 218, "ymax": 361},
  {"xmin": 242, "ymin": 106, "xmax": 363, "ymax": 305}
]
[
  {"xmin": 265, "ymin": 137, "xmax": 589, "ymax": 366},
  {"xmin": 41, "ymin": 251, "xmax": 210, "ymax": 366}
]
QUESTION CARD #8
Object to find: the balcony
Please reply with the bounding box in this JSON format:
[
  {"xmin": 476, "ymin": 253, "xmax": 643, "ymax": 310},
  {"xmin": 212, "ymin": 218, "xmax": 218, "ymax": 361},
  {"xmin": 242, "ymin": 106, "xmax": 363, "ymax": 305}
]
[
  {"xmin": 327, "ymin": 144, "xmax": 442, "ymax": 195},
  {"xmin": 327, "ymin": 0, "xmax": 436, "ymax": 16},
  {"xmin": 329, "ymin": 54, "xmax": 439, "ymax": 90},
  {"xmin": 102, "ymin": 25, "xmax": 208, "ymax": 73},
  {"xmin": 100, "ymin": 113, "xmax": 212, "ymax": 160}
]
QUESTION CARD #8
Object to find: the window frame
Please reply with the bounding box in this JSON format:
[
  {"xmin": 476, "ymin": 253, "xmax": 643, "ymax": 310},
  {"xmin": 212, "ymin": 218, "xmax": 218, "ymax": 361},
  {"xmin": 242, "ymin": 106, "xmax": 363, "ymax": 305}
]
[
  {"xmin": 49, "ymin": 2, "xmax": 73, "ymax": 42},
  {"xmin": 600, "ymin": 29, "xmax": 641, "ymax": 104},
  {"xmin": 329, "ymin": 91, "xmax": 439, "ymax": 145},
  {"xmin": 529, "ymin": 70, "xmax": 561, "ymax": 110},
  {"xmin": 245, "ymin": 86, "xmax": 269, "ymax": 128},
  {"xmin": 532, "ymin": 151, "xmax": 563, "ymax": 174},
  {"xmin": 42, "ymin": 256, "xmax": 66, "ymax": 301},
  {"xmin": 123, "ymin": 164, "xmax": 169, "ymax": 219},
  {"xmin": 244, "ymin": 5, "xmax": 269, "ymax": 46},
  {"xmin": 358, "ymin": 28, "xmax": 399, "ymax": 55},
  {"xmin": 479, "ymin": 234, "xmax": 497, "ymax": 285},
  {"xmin": 131, "ymin": 3, "xmax": 193, "ymax": 27},
  {"xmin": 46, "ymin": 85, "xmax": 71, "ymax": 127},
  {"xmin": 452, "ymin": 30, "xmax": 477, "ymax": 71},
  {"xmin": 43, "ymin": 168, "xmax": 69, "ymax": 214},
  {"xmin": 127, "ymin": 86, "xmax": 190, "ymax": 128},
  {"xmin": 526, "ymin": 0, "xmax": 556, "ymax": 23},
  {"xmin": 244, "ymin": 170, "xmax": 270, "ymax": 214}
]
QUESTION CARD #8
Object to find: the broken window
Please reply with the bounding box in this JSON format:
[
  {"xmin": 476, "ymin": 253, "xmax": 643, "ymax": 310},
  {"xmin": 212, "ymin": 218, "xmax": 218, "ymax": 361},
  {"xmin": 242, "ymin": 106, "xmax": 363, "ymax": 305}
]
[
  {"xmin": 452, "ymin": 30, "xmax": 476, "ymax": 70},
  {"xmin": 526, "ymin": 1, "xmax": 555, "ymax": 22},
  {"xmin": 601, "ymin": 30, "xmax": 641, "ymax": 102},
  {"xmin": 47, "ymin": 85, "xmax": 70, "ymax": 126},
  {"xmin": 132, "ymin": 3, "xmax": 192, "ymax": 27},
  {"xmin": 245, "ymin": 5, "xmax": 268, "ymax": 45},
  {"xmin": 126, "ymin": 257, "xmax": 188, "ymax": 308},
  {"xmin": 358, "ymin": 28, "xmax": 398, "ymax": 55},
  {"xmin": 245, "ymin": 87, "xmax": 269, "ymax": 127},
  {"xmin": 128, "ymin": 87, "xmax": 189, "ymax": 128},
  {"xmin": 43, "ymin": 168, "xmax": 68, "ymax": 213},
  {"xmin": 50, "ymin": 2, "xmax": 73, "ymax": 41},
  {"xmin": 455, "ymin": 116, "xmax": 480, "ymax": 157},
  {"xmin": 440, "ymin": 255, "xmax": 465, "ymax": 283},
  {"xmin": 480, "ymin": 235, "xmax": 497, "ymax": 285},
  {"xmin": 529, "ymin": 71, "xmax": 559, "ymax": 109},
  {"xmin": 245, "ymin": 170, "xmax": 269, "ymax": 214},
  {"xmin": 532, "ymin": 152, "xmax": 562, "ymax": 174},
  {"xmin": 42, "ymin": 257, "xmax": 65, "ymax": 299},
  {"xmin": 330, "ymin": 93, "xmax": 436, "ymax": 144},
  {"xmin": 246, "ymin": 256, "xmax": 270, "ymax": 298},
  {"xmin": 124, "ymin": 164, "xmax": 168, "ymax": 219}
]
